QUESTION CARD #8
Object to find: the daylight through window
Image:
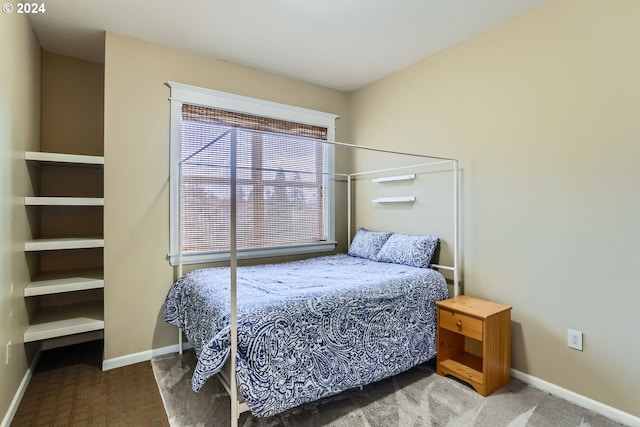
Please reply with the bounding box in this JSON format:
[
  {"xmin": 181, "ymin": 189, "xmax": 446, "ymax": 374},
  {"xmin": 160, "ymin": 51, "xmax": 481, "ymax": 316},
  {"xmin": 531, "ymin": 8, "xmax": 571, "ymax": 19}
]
[{"xmin": 168, "ymin": 83, "xmax": 338, "ymax": 264}]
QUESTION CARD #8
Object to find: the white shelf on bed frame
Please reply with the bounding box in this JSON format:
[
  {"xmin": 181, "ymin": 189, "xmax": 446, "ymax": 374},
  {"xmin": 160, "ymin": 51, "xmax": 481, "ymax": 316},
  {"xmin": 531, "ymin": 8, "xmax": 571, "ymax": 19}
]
[
  {"xmin": 372, "ymin": 196, "xmax": 416, "ymax": 203},
  {"xmin": 371, "ymin": 174, "xmax": 416, "ymax": 183}
]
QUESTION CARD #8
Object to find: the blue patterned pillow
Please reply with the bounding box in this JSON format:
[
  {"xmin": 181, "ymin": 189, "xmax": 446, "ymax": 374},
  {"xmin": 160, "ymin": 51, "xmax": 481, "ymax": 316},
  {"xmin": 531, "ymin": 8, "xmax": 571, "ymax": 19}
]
[
  {"xmin": 347, "ymin": 228, "xmax": 393, "ymax": 261},
  {"xmin": 376, "ymin": 233, "xmax": 439, "ymax": 268}
]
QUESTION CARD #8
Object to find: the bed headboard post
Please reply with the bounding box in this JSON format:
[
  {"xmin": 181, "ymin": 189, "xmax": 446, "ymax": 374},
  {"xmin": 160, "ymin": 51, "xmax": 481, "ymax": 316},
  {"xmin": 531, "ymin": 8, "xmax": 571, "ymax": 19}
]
[
  {"xmin": 176, "ymin": 121, "xmax": 184, "ymax": 353},
  {"xmin": 347, "ymin": 174, "xmax": 352, "ymax": 250},
  {"xmin": 453, "ymin": 159, "xmax": 460, "ymax": 297},
  {"xmin": 229, "ymin": 128, "xmax": 240, "ymax": 426}
]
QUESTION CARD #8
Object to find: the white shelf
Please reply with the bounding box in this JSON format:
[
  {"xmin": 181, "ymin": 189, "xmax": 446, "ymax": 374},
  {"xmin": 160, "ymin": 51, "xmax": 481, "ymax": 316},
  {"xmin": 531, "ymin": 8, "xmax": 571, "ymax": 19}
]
[
  {"xmin": 25, "ymin": 197, "xmax": 104, "ymax": 206},
  {"xmin": 372, "ymin": 174, "xmax": 416, "ymax": 183},
  {"xmin": 41, "ymin": 330, "xmax": 104, "ymax": 351},
  {"xmin": 372, "ymin": 196, "xmax": 416, "ymax": 203},
  {"xmin": 24, "ymin": 301, "xmax": 104, "ymax": 342},
  {"xmin": 24, "ymin": 237, "xmax": 104, "ymax": 251},
  {"xmin": 24, "ymin": 269, "xmax": 104, "ymax": 297},
  {"xmin": 25, "ymin": 151, "xmax": 104, "ymax": 165}
]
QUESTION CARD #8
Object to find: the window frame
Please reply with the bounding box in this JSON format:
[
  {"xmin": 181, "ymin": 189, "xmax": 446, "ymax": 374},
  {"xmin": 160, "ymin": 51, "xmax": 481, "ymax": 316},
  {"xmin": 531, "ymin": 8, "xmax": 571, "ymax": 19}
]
[{"xmin": 166, "ymin": 82, "xmax": 338, "ymax": 265}]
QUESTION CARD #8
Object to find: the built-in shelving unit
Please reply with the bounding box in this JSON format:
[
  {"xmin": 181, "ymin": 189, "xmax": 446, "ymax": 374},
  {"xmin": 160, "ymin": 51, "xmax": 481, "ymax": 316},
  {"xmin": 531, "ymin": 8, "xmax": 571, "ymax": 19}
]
[{"xmin": 23, "ymin": 151, "xmax": 105, "ymax": 345}]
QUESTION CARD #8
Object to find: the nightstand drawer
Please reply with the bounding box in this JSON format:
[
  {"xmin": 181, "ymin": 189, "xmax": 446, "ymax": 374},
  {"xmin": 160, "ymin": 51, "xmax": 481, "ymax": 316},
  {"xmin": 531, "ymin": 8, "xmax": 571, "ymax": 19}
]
[{"xmin": 439, "ymin": 309, "xmax": 483, "ymax": 341}]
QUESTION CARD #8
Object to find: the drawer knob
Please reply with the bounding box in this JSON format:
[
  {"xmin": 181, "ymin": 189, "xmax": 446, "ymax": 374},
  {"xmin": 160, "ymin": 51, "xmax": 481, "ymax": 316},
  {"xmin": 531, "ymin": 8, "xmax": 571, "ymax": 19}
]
[{"xmin": 456, "ymin": 320, "xmax": 462, "ymax": 328}]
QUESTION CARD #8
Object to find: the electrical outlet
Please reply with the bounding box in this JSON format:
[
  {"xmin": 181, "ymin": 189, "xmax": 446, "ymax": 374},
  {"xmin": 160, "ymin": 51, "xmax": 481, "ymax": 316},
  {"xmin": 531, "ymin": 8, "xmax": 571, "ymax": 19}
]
[
  {"xmin": 568, "ymin": 329, "xmax": 583, "ymax": 351},
  {"xmin": 5, "ymin": 341, "xmax": 11, "ymax": 365}
]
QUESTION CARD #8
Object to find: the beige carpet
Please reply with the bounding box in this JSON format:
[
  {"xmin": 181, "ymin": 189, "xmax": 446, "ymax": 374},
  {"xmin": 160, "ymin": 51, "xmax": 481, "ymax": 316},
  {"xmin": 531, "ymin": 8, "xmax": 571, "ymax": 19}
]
[{"xmin": 152, "ymin": 349, "xmax": 626, "ymax": 427}]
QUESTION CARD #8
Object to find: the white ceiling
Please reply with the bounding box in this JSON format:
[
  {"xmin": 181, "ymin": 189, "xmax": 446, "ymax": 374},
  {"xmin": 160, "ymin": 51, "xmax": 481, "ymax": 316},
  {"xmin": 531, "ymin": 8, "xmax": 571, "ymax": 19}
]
[{"xmin": 28, "ymin": 0, "xmax": 546, "ymax": 91}]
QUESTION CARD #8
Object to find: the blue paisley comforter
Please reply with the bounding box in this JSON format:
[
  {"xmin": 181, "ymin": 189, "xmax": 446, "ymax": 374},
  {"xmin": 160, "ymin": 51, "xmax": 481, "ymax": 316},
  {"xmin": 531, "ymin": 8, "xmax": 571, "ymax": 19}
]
[{"xmin": 162, "ymin": 254, "xmax": 448, "ymax": 417}]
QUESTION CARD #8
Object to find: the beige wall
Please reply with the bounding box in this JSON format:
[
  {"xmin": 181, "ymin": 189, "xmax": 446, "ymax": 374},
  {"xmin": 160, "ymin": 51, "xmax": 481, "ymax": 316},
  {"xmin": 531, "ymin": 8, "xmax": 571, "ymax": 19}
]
[
  {"xmin": 40, "ymin": 54, "xmax": 105, "ymax": 275},
  {"xmin": 0, "ymin": 5, "xmax": 42, "ymax": 422},
  {"xmin": 103, "ymin": 33, "xmax": 351, "ymax": 360},
  {"xmin": 351, "ymin": 0, "xmax": 640, "ymax": 417},
  {"xmin": 41, "ymin": 52, "xmax": 104, "ymax": 156}
]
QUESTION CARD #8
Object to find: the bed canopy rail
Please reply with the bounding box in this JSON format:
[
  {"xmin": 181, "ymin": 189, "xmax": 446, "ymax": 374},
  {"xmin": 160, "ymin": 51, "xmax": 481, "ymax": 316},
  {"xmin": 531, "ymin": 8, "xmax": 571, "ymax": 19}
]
[{"xmin": 170, "ymin": 126, "xmax": 460, "ymax": 426}]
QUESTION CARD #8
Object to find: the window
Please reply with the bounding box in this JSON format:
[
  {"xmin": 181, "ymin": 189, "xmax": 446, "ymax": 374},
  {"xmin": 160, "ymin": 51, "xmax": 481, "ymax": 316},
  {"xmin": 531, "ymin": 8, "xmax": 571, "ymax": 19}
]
[{"xmin": 167, "ymin": 82, "xmax": 338, "ymax": 265}]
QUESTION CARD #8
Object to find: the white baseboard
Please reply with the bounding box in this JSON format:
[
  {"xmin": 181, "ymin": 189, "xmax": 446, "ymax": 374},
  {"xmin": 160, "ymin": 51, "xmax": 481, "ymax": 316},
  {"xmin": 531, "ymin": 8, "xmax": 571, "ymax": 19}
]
[
  {"xmin": 0, "ymin": 346, "xmax": 42, "ymax": 427},
  {"xmin": 511, "ymin": 369, "xmax": 640, "ymax": 427},
  {"xmin": 102, "ymin": 342, "xmax": 192, "ymax": 371}
]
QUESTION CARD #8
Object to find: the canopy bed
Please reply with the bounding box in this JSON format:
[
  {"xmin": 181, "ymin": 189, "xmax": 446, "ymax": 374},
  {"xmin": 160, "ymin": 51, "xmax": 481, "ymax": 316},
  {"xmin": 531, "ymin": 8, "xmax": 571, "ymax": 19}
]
[{"xmin": 162, "ymin": 89, "xmax": 460, "ymax": 427}]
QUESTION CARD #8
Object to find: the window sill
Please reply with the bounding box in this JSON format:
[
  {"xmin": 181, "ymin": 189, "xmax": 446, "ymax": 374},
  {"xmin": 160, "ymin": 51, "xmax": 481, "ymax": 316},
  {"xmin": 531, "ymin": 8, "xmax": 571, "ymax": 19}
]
[{"xmin": 167, "ymin": 242, "xmax": 338, "ymax": 266}]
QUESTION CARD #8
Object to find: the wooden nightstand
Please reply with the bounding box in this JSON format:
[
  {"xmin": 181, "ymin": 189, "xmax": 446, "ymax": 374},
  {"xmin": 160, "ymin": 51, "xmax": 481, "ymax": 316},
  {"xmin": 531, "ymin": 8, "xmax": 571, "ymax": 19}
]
[{"xmin": 436, "ymin": 295, "xmax": 512, "ymax": 396}]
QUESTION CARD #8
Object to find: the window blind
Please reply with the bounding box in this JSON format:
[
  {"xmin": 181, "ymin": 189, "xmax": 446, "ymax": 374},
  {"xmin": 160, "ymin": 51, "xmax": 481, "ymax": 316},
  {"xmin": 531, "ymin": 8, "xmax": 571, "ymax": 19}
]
[{"xmin": 180, "ymin": 104, "xmax": 328, "ymax": 254}]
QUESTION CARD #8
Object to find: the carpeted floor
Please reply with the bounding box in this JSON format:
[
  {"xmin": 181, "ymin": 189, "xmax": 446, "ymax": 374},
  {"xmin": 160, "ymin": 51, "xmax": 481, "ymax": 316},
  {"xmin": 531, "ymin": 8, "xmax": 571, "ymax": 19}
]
[
  {"xmin": 10, "ymin": 341, "xmax": 630, "ymax": 427},
  {"xmin": 152, "ymin": 349, "xmax": 628, "ymax": 427},
  {"xmin": 11, "ymin": 340, "xmax": 169, "ymax": 427}
]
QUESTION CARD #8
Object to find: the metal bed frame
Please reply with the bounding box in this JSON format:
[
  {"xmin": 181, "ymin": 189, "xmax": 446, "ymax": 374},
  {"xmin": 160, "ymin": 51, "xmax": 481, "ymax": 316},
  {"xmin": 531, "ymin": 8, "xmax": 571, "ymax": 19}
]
[{"xmin": 171, "ymin": 128, "xmax": 460, "ymax": 427}]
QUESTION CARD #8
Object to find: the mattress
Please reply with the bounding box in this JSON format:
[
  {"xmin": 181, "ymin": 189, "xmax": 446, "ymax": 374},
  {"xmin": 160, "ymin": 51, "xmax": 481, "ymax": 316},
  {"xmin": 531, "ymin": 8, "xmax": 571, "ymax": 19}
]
[{"xmin": 163, "ymin": 253, "xmax": 448, "ymax": 417}]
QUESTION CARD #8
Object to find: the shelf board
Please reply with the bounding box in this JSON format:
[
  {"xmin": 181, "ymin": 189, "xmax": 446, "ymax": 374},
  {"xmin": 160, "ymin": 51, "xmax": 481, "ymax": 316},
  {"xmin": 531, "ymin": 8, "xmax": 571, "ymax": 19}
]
[
  {"xmin": 24, "ymin": 269, "xmax": 104, "ymax": 297},
  {"xmin": 372, "ymin": 174, "xmax": 416, "ymax": 183},
  {"xmin": 41, "ymin": 330, "xmax": 104, "ymax": 351},
  {"xmin": 25, "ymin": 196, "xmax": 104, "ymax": 206},
  {"xmin": 372, "ymin": 196, "xmax": 416, "ymax": 203},
  {"xmin": 439, "ymin": 352, "xmax": 484, "ymax": 385},
  {"xmin": 25, "ymin": 237, "xmax": 104, "ymax": 251},
  {"xmin": 24, "ymin": 301, "xmax": 104, "ymax": 342},
  {"xmin": 25, "ymin": 151, "xmax": 104, "ymax": 165}
]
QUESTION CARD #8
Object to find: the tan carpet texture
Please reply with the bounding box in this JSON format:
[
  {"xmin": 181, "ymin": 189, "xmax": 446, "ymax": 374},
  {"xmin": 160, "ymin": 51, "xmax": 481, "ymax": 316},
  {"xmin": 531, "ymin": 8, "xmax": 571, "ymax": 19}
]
[{"xmin": 152, "ymin": 349, "xmax": 627, "ymax": 427}]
